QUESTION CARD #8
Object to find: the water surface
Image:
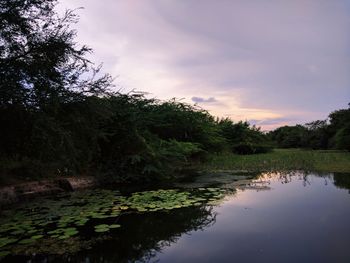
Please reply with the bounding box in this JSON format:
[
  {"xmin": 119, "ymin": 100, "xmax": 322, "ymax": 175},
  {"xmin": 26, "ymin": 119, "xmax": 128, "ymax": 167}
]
[
  {"xmin": 1, "ymin": 172, "xmax": 349, "ymax": 262},
  {"xmin": 155, "ymin": 172, "xmax": 350, "ymax": 263}
]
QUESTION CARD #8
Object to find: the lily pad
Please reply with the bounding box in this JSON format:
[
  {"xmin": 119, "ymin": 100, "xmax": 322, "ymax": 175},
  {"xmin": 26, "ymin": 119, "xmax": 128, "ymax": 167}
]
[
  {"xmin": 18, "ymin": 238, "xmax": 35, "ymax": 245},
  {"xmin": 0, "ymin": 237, "xmax": 18, "ymax": 248},
  {"xmin": 0, "ymin": 187, "xmax": 229, "ymax": 256},
  {"xmin": 109, "ymin": 224, "xmax": 121, "ymax": 229},
  {"xmin": 31, "ymin": 235, "xmax": 44, "ymax": 240}
]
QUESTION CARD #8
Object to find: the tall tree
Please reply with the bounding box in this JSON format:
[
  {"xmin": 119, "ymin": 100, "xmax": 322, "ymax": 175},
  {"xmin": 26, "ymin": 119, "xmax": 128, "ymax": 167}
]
[
  {"xmin": 0, "ymin": 0, "xmax": 112, "ymax": 176},
  {"xmin": 0, "ymin": 0, "xmax": 111, "ymax": 110},
  {"xmin": 328, "ymin": 104, "xmax": 350, "ymax": 150}
]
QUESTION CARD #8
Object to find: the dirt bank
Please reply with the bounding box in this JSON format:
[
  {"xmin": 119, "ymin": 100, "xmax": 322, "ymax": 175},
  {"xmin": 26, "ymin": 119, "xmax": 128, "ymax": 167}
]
[{"xmin": 0, "ymin": 176, "xmax": 97, "ymax": 207}]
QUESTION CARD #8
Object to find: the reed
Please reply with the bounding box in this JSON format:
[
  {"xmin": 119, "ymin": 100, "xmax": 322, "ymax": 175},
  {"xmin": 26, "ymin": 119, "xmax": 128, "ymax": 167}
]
[{"xmin": 200, "ymin": 149, "xmax": 350, "ymax": 173}]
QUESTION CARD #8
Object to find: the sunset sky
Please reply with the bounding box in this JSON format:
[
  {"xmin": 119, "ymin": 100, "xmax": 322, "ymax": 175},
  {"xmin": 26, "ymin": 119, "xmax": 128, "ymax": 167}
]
[{"xmin": 59, "ymin": 0, "xmax": 350, "ymax": 130}]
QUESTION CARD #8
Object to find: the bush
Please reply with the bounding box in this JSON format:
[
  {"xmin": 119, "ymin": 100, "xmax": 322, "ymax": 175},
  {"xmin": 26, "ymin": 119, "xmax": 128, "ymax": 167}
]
[
  {"xmin": 218, "ymin": 119, "xmax": 272, "ymax": 155},
  {"xmin": 334, "ymin": 126, "xmax": 350, "ymax": 151},
  {"xmin": 232, "ymin": 143, "xmax": 273, "ymax": 155}
]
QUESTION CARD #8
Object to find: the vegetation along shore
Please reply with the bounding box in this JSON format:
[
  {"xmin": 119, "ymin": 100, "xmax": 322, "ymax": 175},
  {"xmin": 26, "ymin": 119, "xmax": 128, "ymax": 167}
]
[{"xmin": 0, "ymin": 0, "xmax": 349, "ymax": 187}]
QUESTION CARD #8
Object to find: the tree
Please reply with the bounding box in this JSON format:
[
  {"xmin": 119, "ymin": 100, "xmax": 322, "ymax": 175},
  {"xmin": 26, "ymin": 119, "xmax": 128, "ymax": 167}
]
[
  {"xmin": 0, "ymin": 0, "xmax": 112, "ymax": 177},
  {"xmin": 328, "ymin": 104, "xmax": 350, "ymax": 150},
  {"xmin": 268, "ymin": 104, "xmax": 350, "ymax": 151},
  {"xmin": 218, "ymin": 118, "xmax": 272, "ymax": 154},
  {"xmin": 0, "ymin": 0, "xmax": 111, "ymax": 110},
  {"xmin": 268, "ymin": 125, "xmax": 307, "ymax": 148},
  {"xmin": 304, "ymin": 120, "xmax": 329, "ymax": 149}
]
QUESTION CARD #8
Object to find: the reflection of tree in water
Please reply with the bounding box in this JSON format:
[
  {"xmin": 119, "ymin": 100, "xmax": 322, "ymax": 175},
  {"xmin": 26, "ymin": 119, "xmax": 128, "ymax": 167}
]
[
  {"xmin": 41, "ymin": 205, "xmax": 217, "ymax": 263},
  {"xmin": 249, "ymin": 171, "xmax": 305, "ymax": 188},
  {"xmin": 252, "ymin": 171, "xmax": 344, "ymax": 188},
  {"xmin": 333, "ymin": 173, "xmax": 350, "ymax": 192}
]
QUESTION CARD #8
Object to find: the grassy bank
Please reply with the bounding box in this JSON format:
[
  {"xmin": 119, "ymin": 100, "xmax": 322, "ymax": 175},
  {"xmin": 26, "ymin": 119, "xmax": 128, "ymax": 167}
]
[{"xmin": 199, "ymin": 149, "xmax": 350, "ymax": 173}]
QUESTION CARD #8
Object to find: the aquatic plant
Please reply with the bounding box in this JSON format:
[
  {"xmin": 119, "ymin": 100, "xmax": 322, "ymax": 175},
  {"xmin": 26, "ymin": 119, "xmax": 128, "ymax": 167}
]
[{"xmin": 0, "ymin": 187, "xmax": 229, "ymax": 258}]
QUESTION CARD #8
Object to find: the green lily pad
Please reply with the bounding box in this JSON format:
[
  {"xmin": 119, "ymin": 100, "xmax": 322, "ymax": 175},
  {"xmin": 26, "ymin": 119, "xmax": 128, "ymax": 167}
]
[
  {"xmin": 0, "ymin": 186, "xmax": 229, "ymax": 255},
  {"xmin": 31, "ymin": 234, "xmax": 44, "ymax": 240},
  {"xmin": 94, "ymin": 228, "xmax": 109, "ymax": 233},
  {"xmin": 66, "ymin": 231, "xmax": 79, "ymax": 236},
  {"xmin": 109, "ymin": 224, "xmax": 121, "ymax": 229},
  {"xmin": 94, "ymin": 224, "xmax": 109, "ymax": 229},
  {"xmin": 10, "ymin": 229, "xmax": 26, "ymax": 235},
  {"xmin": 0, "ymin": 237, "xmax": 18, "ymax": 248},
  {"xmin": 19, "ymin": 238, "xmax": 35, "ymax": 245},
  {"xmin": 58, "ymin": 235, "xmax": 70, "ymax": 240}
]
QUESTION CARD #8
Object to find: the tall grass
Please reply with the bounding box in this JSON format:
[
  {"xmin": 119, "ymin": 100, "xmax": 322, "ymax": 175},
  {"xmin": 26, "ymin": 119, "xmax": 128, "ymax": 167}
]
[{"xmin": 200, "ymin": 149, "xmax": 350, "ymax": 173}]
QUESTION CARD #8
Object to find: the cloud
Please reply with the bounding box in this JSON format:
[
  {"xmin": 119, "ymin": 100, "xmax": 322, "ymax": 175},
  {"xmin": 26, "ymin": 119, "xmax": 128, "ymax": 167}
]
[
  {"xmin": 191, "ymin": 97, "xmax": 217, "ymax": 103},
  {"xmin": 58, "ymin": 0, "xmax": 350, "ymax": 129}
]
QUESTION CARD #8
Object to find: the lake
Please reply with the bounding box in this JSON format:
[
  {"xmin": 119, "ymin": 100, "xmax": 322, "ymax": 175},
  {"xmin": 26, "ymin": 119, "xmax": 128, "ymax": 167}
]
[{"xmin": 1, "ymin": 171, "xmax": 349, "ymax": 262}]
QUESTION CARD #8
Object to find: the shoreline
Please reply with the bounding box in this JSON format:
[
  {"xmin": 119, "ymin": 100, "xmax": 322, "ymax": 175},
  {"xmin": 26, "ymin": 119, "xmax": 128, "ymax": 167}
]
[{"xmin": 0, "ymin": 176, "xmax": 97, "ymax": 208}]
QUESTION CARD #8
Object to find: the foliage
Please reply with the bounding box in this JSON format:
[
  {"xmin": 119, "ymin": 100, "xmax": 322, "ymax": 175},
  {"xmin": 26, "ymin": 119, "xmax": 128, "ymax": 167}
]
[
  {"xmin": 145, "ymin": 100, "xmax": 225, "ymax": 151},
  {"xmin": 0, "ymin": 0, "xmax": 111, "ymax": 180},
  {"xmin": 0, "ymin": 0, "xmax": 267, "ymax": 183},
  {"xmin": 0, "ymin": 0, "xmax": 111, "ymax": 109},
  {"xmin": 94, "ymin": 95, "xmax": 214, "ymax": 182},
  {"xmin": 268, "ymin": 125, "xmax": 308, "ymax": 148},
  {"xmin": 268, "ymin": 104, "xmax": 350, "ymax": 151},
  {"xmin": 333, "ymin": 126, "xmax": 350, "ymax": 150},
  {"xmin": 217, "ymin": 119, "xmax": 272, "ymax": 154},
  {"xmin": 328, "ymin": 106, "xmax": 350, "ymax": 150},
  {"xmin": 0, "ymin": 187, "xmax": 227, "ymax": 257},
  {"xmin": 201, "ymin": 149, "xmax": 350, "ymax": 173},
  {"xmin": 1, "ymin": 0, "xmax": 348, "ymax": 184}
]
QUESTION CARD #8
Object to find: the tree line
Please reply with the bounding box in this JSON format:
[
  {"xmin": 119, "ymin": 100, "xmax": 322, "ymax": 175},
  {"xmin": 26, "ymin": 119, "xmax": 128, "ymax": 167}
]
[
  {"xmin": 268, "ymin": 106, "xmax": 350, "ymax": 150},
  {"xmin": 0, "ymin": 0, "xmax": 270, "ymax": 183},
  {"xmin": 0, "ymin": 1, "xmax": 348, "ymax": 183}
]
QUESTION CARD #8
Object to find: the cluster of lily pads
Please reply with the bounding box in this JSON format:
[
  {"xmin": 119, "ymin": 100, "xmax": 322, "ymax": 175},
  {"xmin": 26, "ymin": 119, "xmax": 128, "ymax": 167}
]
[
  {"xmin": 116, "ymin": 188, "xmax": 225, "ymax": 212},
  {"xmin": 0, "ymin": 187, "xmax": 228, "ymax": 258},
  {"xmin": 94, "ymin": 224, "xmax": 121, "ymax": 233}
]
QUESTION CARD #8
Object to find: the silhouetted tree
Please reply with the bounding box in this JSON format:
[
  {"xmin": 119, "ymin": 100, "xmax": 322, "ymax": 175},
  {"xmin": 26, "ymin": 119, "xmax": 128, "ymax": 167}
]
[
  {"xmin": 0, "ymin": 0, "xmax": 112, "ymax": 178},
  {"xmin": 218, "ymin": 119, "xmax": 272, "ymax": 154},
  {"xmin": 304, "ymin": 120, "xmax": 329, "ymax": 149},
  {"xmin": 0, "ymin": 0, "xmax": 111, "ymax": 109},
  {"xmin": 328, "ymin": 104, "xmax": 350, "ymax": 150},
  {"xmin": 268, "ymin": 125, "xmax": 307, "ymax": 148},
  {"xmin": 268, "ymin": 104, "xmax": 350, "ymax": 151}
]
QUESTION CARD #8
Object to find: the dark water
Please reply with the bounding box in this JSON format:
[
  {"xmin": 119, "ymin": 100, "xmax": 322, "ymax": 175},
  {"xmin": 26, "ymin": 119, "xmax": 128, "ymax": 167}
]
[{"xmin": 2, "ymin": 172, "xmax": 350, "ymax": 262}]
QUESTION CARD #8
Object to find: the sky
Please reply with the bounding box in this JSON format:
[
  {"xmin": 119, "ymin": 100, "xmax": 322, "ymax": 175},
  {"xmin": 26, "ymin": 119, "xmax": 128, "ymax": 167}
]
[{"xmin": 58, "ymin": 0, "xmax": 350, "ymax": 130}]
